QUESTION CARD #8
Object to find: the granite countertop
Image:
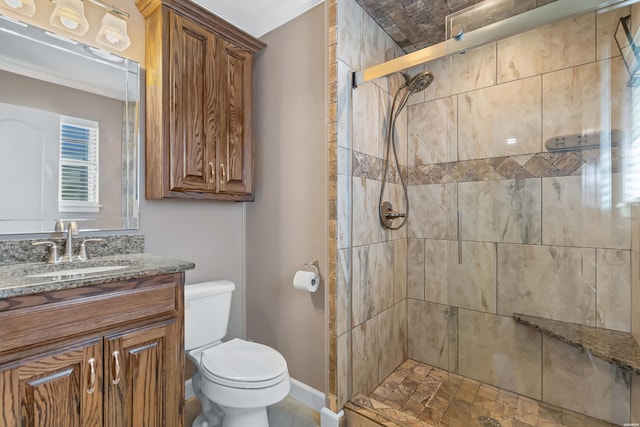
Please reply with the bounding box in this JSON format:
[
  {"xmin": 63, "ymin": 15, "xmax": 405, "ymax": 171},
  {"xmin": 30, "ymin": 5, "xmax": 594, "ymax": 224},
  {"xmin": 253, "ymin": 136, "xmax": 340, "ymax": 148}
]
[
  {"xmin": 0, "ymin": 253, "xmax": 195, "ymax": 299},
  {"xmin": 513, "ymin": 313, "xmax": 640, "ymax": 374}
]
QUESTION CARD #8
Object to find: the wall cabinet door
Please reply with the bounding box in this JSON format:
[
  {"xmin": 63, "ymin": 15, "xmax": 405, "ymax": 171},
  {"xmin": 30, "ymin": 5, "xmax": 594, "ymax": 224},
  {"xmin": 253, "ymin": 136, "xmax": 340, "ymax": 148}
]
[
  {"xmin": 169, "ymin": 11, "xmax": 217, "ymax": 195},
  {"xmin": 105, "ymin": 320, "xmax": 180, "ymax": 427},
  {"xmin": 136, "ymin": 0, "xmax": 265, "ymax": 201},
  {"xmin": 217, "ymin": 38, "xmax": 254, "ymax": 196},
  {"xmin": 0, "ymin": 339, "xmax": 103, "ymax": 427}
]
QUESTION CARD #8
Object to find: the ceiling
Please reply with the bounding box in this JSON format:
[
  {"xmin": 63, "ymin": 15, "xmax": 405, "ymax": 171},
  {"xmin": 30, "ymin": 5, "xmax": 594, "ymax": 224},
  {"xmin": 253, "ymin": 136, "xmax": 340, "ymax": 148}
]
[
  {"xmin": 193, "ymin": 0, "xmax": 558, "ymax": 54},
  {"xmin": 192, "ymin": 0, "xmax": 324, "ymax": 38}
]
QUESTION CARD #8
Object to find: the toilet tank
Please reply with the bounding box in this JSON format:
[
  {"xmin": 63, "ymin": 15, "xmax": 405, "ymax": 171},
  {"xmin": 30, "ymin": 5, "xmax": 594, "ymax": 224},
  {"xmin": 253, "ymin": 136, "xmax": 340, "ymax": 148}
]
[{"xmin": 184, "ymin": 280, "xmax": 235, "ymax": 351}]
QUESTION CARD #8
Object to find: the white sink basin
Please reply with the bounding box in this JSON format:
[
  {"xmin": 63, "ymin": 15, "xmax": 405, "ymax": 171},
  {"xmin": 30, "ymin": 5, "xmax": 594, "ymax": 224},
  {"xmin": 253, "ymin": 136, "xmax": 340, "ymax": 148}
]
[{"xmin": 29, "ymin": 265, "xmax": 128, "ymax": 279}]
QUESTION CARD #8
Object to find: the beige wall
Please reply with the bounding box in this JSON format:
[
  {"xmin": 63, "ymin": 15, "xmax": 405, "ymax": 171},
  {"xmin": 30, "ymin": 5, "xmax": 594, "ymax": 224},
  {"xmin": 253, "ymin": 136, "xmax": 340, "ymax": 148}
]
[{"xmin": 247, "ymin": 4, "xmax": 327, "ymax": 392}]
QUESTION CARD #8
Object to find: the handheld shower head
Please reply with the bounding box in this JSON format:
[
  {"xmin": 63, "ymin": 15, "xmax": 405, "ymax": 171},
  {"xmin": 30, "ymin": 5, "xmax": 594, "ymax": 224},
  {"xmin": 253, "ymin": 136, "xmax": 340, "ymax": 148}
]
[{"xmin": 402, "ymin": 71, "xmax": 434, "ymax": 94}]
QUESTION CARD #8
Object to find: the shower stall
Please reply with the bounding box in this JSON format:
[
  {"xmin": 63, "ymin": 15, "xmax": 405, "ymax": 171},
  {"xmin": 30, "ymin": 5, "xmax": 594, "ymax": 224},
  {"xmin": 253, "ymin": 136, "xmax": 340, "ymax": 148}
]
[{"xmin": 328, "ymin": 0, "xmax": 640, "ymax": 425}]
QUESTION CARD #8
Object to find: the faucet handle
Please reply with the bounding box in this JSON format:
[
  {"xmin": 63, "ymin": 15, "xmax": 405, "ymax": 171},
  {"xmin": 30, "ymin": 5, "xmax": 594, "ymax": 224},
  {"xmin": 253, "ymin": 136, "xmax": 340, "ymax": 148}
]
[
  {"xmin": 32, "ymin": 241, "xmax": 61, "ymax": 264},
  {"xmin": 77, "ymin": 238, "xmax": 103, "ymax": 261}
]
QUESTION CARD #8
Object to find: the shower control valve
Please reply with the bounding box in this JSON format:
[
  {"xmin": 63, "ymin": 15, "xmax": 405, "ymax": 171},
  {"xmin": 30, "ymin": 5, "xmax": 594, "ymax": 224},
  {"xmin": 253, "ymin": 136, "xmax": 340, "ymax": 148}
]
[{"xmin": 380, "ymin": 201, "xmax": 406, "ymax": 229}]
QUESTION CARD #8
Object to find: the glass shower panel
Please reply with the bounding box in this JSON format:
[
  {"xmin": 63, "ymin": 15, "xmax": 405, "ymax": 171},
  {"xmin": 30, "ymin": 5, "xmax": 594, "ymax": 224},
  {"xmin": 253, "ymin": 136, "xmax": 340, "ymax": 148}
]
[{"xmin": 443, "ymin": 1, "xmax": 638, "ymax": 426}]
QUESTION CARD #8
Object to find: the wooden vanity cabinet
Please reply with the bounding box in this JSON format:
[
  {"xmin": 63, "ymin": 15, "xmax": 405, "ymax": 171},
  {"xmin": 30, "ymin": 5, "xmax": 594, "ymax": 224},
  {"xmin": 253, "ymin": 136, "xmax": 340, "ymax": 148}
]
[
  {"xmin": 136, "ymin": 0, "xmax": 265, "ymax": 201},
  {"xmin": 0, "ymin": 273, "xmax": 185, "ymax": 427}
]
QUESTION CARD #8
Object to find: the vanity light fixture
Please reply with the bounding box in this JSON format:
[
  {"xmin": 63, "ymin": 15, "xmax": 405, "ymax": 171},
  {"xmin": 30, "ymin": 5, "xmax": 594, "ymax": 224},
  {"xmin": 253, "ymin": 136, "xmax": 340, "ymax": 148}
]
[
  {"xmin": 49, "ymin": 0, "xmax": 89, "ymax": 35},
  {"xmin": 95, "ymin": 12, "xmax": 130, "ymax": 51},
  {"xmin": 0, "ymin": 0, "xmax": 35, "ymax": 17}
]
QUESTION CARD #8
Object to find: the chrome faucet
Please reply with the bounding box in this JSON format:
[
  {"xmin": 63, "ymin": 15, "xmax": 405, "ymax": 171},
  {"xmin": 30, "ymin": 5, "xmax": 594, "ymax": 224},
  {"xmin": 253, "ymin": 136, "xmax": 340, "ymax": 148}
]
[
  {"xmin": 61, "ymin": 221, "xmax": 79, "ymax": 263},
  {"xmin": 32, "ymin": 221, "xmax": 102, "ymax": 264}
]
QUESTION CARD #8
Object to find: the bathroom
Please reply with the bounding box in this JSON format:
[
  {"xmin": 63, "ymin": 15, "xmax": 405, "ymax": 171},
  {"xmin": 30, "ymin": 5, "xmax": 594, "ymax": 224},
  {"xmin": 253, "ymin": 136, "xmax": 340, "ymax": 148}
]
[{"xmin": 0, "ymin": 0, "xmax": 638, "ymax": 426}]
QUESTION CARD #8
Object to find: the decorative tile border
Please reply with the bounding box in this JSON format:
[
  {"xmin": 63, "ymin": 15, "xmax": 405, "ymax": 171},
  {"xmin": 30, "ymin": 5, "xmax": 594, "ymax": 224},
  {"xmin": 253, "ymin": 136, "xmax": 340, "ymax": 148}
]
[{"xmin": 352, "ymin": 147, "xmax": 624, "ymax": 185}]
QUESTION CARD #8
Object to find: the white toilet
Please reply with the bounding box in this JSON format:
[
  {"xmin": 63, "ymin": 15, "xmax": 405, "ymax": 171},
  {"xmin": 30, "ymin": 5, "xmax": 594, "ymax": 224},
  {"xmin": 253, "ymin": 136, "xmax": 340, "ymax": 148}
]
[{"xmin": 185, "ymin": 280, "xmax": 290, "ymax": 427}]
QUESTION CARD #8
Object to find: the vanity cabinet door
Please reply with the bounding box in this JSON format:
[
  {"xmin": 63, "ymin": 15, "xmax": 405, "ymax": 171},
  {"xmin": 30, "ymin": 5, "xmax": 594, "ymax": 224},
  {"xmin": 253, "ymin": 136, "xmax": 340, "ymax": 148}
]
[
  {"xmin": 0, "ymin": 339, "xmax": 103, "ymax": 427},
  {"xmin": 104, "ymin": 319, "xmax": 182, "ymax": 427}
]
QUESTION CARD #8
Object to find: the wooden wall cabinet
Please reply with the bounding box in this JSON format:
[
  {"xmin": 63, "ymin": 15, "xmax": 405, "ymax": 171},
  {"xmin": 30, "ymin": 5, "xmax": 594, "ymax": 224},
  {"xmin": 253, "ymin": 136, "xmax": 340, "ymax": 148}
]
[
  {"xmin": 0, "ymin": 273, "xmax": 184, "ymax": 427},
  {"xmin": 136, "ymin": 0, "xmax": 266, "ymax": 201}
]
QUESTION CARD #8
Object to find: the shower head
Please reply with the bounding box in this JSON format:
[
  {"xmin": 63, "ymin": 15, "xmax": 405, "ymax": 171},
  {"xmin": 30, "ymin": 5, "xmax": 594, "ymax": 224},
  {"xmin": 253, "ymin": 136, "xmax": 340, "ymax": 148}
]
[{"xmin": 402, "ymin": 71, "xmax": 434, "ymax": 94}]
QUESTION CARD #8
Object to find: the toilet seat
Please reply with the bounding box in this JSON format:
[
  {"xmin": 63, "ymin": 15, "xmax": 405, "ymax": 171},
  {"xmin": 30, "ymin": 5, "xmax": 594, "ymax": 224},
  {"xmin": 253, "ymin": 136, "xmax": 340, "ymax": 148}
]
[{"xmin": 200, "ymin": 338, "xmax": 288, "ymax": 389}]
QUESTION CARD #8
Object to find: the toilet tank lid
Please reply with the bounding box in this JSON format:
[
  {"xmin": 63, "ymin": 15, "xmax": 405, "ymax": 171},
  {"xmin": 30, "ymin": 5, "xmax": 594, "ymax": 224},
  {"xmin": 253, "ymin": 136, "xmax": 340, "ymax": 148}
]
[{"xmin": 185, "ymin": 280, "xmax": 235, "ymax": 299}]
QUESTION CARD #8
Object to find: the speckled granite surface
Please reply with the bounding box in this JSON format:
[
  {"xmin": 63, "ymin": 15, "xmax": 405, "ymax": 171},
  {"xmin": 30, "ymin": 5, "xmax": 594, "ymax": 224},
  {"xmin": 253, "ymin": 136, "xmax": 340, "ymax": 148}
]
[
  {"xmin": 513, "ymin": 313, "xmax": 640, "ymax": 374},
  {"xmin": 0, "ymin": 234, "xmax": 145, "ymax": 265},
  {"xmin": 0, "ymin": 253, "xmax": 195, "ymax": 299}
]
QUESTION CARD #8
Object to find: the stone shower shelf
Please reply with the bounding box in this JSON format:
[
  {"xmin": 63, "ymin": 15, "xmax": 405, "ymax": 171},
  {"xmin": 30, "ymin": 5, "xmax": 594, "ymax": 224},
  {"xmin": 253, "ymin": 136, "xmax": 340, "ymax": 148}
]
[{"xmin": 513, "ymin": 313, "xmax": 640, "ymax": 374}]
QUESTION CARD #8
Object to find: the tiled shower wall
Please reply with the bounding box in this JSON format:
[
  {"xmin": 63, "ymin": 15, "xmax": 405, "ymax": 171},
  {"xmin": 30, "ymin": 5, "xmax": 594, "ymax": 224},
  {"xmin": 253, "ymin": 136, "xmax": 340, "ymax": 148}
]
[
  {"xmin": 333, "ymin": 0, "xmax": 411, "ymax": 411},
  {"xmin": 329, "ymin": 0, "xmax": 640, "ymax": 424},
  {"xmin": 404, "ymin": 6, "xmax": 638, "ymax": 426}
]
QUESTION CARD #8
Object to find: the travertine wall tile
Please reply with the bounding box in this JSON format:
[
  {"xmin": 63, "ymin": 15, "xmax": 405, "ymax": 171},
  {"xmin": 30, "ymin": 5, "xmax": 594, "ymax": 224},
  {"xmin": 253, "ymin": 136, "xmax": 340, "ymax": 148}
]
[
  {"xmin": 497, "ymin": 244, "xmax": 597, "ymax": 325},
  {"xmin": 425, "ymin": 239, "xmax": 448, "ymax": 306},
  {"xmin": 337, "ymin": 174, "xmax": 350, "ymax": 249},
  {"xmin": 458, "ymin": 309, "xmax": 543, "ymax": 399},
  {"xmin": 497, "ymin": 12, "xmax": 595, "ymax": 83},
  {"xmin": 458, "ymin": 179, "xmax": 542, "ymax": 244},
  {"xmin": 352, "ymin": 242, "xmax": 394, "ymax": 326},
  {"xmin": 450, "ymin": 43, "xmax": 497, "ymax": 95},
  {"xmin": 352, "ymin": 316, "xmax": 380, "ymax": 395},
  {"xmin": 408, "ymin": 299, "xmax": 452, "ymax": 370},
  {"xmin": 597, "ymin": 249, "xmax": 631, "ymax": 332},
  {"xmin": 408, "ymin": 183, "xmax": 456, "ymax": 239},
  {"xmin": 449, "ymin": 241, "xmax": 497, "ymax": 314},
  {"xmin": 337, "ymin": 0, "xmax": 362, "ymax": 68},
  {"xmin": 408, "ymin": 96, "xmax": 457, "ymax": 166},
  {"xmin": 542, "ymin": 58, "xmax": 629, "ymax": 145},
  {"xmin": 597, "ymin": 6, "xmax": 631, "ymax": 61},
  {"xmin": 393, "ymin": 239, "xmax": 407, "ymax": 303},
  {"xmin": 352, "ymin": 177, "xmax": 380, "ymax": 246},
  {"xmin": 378, "ymin": 302, "xmax": 407, "ymax": 380},
  {"xmin": 407, "ymin": 238, "xmax": 425, "ymax": 300},
  {"xmin": 337, "ymin": 332, "xmax": 351, "ymax": 408},
  {"xmin": 353, "ymin": 82, "xmax": 380, "ymax": 157},
  {"xmin": 337, "ymin": 248, "xmax": 351, "ymax": 336},
  {"xmin": 542, "ymin": 175, "xmax": 631, "ymax": 249},
  {"xmin": 458, "ymin": 77, "xmax": 542, "ymax": 160},
  {"xmin": 542, "ymin": 336, "xmax": 631, "ymax": 425},
  {"xmin": 337, "ymin": 59, "xmax": 354, "ymax": 150}
]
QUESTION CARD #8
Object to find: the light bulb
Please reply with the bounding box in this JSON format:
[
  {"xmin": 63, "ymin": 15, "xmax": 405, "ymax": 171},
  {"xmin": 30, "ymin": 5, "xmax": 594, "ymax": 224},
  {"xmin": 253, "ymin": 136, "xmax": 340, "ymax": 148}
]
[
  {"xmin": 106, "ymin": 33, "xmax": 120, "ymax": 44},
  {"xmin": 60, "ymin": 16, "xmax": 79, "ymax": 30},
  {"xmin": 2, "ymin": 0, "xmax": 35, "ymax": 16},
  {"xmin": 4, "ymin": 0, "xmax": 22, "ymax": 9}
]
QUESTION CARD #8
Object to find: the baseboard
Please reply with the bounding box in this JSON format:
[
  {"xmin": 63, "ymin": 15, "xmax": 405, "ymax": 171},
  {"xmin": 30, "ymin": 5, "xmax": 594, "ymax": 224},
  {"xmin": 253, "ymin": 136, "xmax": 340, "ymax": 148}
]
[
  {"xmin": 321, "ymin": 407, "xmax": 345, "ymax": 427},
  {"xmin": 289, "ymin": 377, "xmax": 325, "ymax": 412},
  {"xmin": 185, "ymin": 377, "xmax": 325, "ymax": 414}
]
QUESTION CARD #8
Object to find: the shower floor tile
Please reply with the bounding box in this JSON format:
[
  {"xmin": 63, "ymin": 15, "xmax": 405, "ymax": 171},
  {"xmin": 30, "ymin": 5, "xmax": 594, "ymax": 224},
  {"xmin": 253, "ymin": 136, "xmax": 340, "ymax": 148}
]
[{"xmin": 346, "ymin": 359, "xmax": 618, "ymax": 427}]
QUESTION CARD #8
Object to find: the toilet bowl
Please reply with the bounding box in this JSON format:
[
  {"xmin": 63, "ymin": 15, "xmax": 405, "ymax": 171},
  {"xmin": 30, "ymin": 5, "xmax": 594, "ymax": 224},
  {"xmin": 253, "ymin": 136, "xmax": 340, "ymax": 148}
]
[{"xmin": 185, "ymin": 281, "xmax": 290, "ymax": 427}]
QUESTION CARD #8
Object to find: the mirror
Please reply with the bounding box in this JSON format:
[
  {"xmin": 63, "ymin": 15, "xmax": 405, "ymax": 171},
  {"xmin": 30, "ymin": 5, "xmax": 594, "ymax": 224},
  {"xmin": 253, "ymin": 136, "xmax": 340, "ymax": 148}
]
[{"xmin": 0, "ymin": 14, "xmax": 139, "ymax": 234}]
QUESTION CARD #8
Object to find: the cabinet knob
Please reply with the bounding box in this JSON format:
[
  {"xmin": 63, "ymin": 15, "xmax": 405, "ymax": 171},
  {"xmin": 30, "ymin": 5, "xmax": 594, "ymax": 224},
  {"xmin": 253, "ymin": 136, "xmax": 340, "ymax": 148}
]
[
  {"xmin": 209, "ymin": 162, "xmax": 214, "ymax": 184},
  {"xmin": 220, "ymin": 163, "xmax": 226, "ymax": 183},
  {"xmin": 87, "ymin": 357, "xmax": 96, "ymax": 394},
  {"xmin": 111, "ymin": 350, "xmax": 121, "ymax": 385}
]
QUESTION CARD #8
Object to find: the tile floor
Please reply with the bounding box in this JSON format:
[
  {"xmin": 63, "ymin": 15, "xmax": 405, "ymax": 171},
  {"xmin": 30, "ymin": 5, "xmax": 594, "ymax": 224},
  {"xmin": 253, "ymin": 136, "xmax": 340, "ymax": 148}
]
[
  {"xmin": 185, "ymin": 395, "xmax": 320, "ymax": 427},
  {"xmin": 346, "ymin": 359, "xmax": 618, "ymax": 427}
]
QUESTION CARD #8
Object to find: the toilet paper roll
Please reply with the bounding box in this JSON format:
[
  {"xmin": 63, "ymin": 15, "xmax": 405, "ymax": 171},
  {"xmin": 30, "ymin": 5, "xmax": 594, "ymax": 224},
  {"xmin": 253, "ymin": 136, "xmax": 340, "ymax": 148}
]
[{"xmin": 293, "ymin": 270, "xmax": 319, "ymax": 292}]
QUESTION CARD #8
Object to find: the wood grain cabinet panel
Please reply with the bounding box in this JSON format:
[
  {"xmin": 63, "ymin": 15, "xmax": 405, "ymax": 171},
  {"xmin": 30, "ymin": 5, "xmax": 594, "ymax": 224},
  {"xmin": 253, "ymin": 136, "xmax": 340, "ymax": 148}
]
[
  {"xmin": 0, "ymin": 273, "xmax": 185, "ymax": 427},
  {"xmin": 0, "ymin": 340, "xmax": 103, "ymax": 427},
  {"xmin": 136, "ymin": 0, "xmax": 265, "ymax": 201}
]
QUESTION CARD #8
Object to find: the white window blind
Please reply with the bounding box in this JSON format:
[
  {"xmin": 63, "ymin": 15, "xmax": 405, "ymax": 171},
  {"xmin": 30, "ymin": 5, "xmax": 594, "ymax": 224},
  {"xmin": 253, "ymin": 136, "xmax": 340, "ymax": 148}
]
[{"xmin": 58, "ymin": 116, "xmax": 99, "ymax": 213}]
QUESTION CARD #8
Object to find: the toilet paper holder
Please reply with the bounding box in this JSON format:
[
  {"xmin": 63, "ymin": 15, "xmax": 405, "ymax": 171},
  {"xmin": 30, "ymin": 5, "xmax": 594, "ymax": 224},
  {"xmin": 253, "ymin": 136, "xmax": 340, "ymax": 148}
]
[{"xmin": 304, "ymin": 258, "xmax": 320, "ymax": 276}]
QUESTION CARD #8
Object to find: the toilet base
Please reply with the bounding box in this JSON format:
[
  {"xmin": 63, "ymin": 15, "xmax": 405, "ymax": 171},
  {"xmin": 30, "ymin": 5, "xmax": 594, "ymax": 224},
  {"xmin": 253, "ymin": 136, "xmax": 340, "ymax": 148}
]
[{"xmin": 219, "ymin": 405, "xmax": 269, "ymax": 427}]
